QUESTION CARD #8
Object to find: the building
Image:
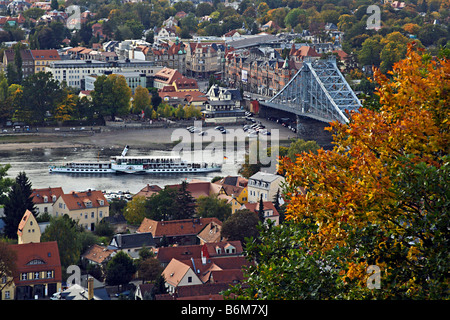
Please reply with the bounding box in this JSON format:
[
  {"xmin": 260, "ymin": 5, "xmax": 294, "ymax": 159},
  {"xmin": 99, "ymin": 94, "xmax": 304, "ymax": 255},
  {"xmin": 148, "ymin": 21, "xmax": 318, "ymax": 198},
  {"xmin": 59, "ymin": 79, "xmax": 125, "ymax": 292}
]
[
  {"xmin": 136, "ymin": 217, "xmax": 223, "ymax": 246},
  {"xmin": 81, "ymin": 244, "xmax": 116, "ymax": 268},
  {"xmin": 85, "ymin": 71, "xmax": 147, "ymax": 93},
  {"xmin": 46, "ymin": 59, "xmax": 162, "ymax": 89},
  {"xmin": 30, "ymin": 49, "xmax": 60, "ymax": 73},
  {"xmin": 146, "ymin": 38, "xmax": 187, "ymax": 75},
  {"xmin": 52, "ymin": 190, "xmax": 109, "ymax": 231},
  {"xmin": 202, "ymin": 84, "xmax": 245, "ymax": 123},
  {"xmin": 31, "ymin": 187, "xmax": 64, "ymax": 217},
  {"xmin": 185, "ymin": 42, "xmax": 220, "ymax": 79},
  {"xmin": 108, "ymin": 233, "xmax": 155, "ymax": 258},
  {"xmin": 162, "ymin": 255, "xmax": 249, "ymax": 295},
  {"xmin": 3, "ymin": 48, "xmax": 35, "ymax": 79},
  {"xmin": 247, "ymin": 172, "xmax": 285, "ymax": 203},
  {"xmin": 17, "ymin": 210, "xmax": 40, "ymax": 244},
  {"xmin": 241, "ymin": 201, "xmax": 280, "ymax": 226},
  {"xmin": 4, "ymin": 241, "xmax": 62, "ymax": 300}
]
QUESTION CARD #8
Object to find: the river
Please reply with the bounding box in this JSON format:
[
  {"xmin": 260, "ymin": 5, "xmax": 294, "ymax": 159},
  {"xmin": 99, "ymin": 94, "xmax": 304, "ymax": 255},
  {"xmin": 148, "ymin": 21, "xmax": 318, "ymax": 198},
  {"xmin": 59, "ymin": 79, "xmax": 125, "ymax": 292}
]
[{"xmin": 0, "ymin": 146, "xmax": 244, "ymax": 194}]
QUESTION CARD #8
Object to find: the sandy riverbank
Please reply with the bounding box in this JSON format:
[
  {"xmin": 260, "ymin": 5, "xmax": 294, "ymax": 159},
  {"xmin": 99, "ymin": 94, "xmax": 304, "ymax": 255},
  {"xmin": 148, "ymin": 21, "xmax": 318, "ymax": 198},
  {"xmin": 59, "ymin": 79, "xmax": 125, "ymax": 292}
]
[{"xmin": 0, "ymin": 120, "xmax": 300, "ymax": 152}]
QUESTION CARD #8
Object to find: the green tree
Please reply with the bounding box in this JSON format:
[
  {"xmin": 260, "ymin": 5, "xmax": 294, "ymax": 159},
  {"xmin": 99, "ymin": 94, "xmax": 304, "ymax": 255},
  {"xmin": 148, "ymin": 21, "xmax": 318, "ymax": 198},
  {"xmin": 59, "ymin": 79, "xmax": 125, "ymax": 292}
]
[
  {"xmin": 3, "ymin": 172, "xmax": 36, "ymax": 239},
  {"xmin": 91, "ymin": 74, "xmax": 131, "ymax": 120},
  {"xmin": 41, "ymin": 215, "xmax": 81, "ymax": 271},
  {"xmin": 358, "ymin": 35, "xmax": 383, "ymax": 66},
  {"xmin": 196, "ymin": 194, "xmax": 231, "ymax": 221},
  {"xmin": 105, "ymin": 251, "xmax": 136, "ymax": 290},
  {"xmin": 21, "ymin": 72, "xmax": 62, "ymax": 123},
  {"xmin": 173, "ymin": 181, "xmax": 196, "ymax": 220},
  {"xmin": 221, "ymin": 209, "xmax": 259, "ymax": 243},
  {"xmin": 0, "ymin": 165, "xmax": 12, "ymax": 206},
  {"xmin": 145, "ymin": 187, "xmax": 178, "ymax": 221}
]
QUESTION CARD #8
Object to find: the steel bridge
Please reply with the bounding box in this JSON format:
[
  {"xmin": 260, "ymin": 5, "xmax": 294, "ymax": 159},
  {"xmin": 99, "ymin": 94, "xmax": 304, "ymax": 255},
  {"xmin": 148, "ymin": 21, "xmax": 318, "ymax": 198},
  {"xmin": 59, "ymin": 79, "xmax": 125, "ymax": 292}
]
[{"xmin": 261, "ymin": 57, "xmax": 362, "ymax": 124}]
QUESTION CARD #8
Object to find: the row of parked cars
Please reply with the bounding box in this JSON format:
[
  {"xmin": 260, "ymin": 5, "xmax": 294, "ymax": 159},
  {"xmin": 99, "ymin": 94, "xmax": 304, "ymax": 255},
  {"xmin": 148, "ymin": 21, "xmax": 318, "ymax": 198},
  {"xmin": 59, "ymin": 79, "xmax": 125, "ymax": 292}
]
[
  {"xmin": 186, "ymin": 125, "xmax": 228, "ymax": 136},
  {"xmin": 267, "ymin": 116, "xmax": 297, "ymax": 133}
]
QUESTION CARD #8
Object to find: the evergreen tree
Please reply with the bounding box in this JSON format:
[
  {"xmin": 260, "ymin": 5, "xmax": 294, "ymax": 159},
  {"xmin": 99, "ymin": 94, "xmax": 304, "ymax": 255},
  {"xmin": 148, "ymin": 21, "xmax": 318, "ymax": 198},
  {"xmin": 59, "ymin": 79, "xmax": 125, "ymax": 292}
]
[
  {"xmin": 3, "ymin": 172, "xmax": 36, "ymax": 239},
  {"xmin": 174, "ymin": 181, "xmax": 196, "ymax": 220},
  {"xmin": 258, "ymin": 195, "xmax": 265, "ymax": 222}
]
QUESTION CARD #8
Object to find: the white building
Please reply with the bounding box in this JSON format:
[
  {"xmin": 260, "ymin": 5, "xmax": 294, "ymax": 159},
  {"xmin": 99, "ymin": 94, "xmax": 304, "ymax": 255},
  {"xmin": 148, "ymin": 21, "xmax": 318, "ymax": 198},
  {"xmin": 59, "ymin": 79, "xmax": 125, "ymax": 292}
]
[
  {"xmin": 46, "ymin": 59, "xmax": 162, "ymax": 89},
  {"xmin": 247, "ymin": 172, "xmax": 285, "ymax": 203}
]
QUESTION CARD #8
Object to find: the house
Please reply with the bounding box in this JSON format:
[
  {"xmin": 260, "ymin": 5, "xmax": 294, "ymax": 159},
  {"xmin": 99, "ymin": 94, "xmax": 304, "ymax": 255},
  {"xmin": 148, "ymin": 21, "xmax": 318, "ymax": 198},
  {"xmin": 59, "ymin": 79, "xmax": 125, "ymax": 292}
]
[
  {"xmin": 156, "ymin": 241, "xmax": 242, "ymax": 269},
  {"xmin": 247, "ymin": 172, "xmax": 285, "ymax": 203},
  {"xmin": 30, "ymin": 49, "xmax": 61, "ymax": 73},
  {"xmin": 261, "ymin": 20, "xmax": 280, "ymax": 32},
  {"xmin": 134, "ymin": 184, "xmax": 162, "ymax": 198},
  {"xmin": 31, "ymin": 187, "xmax": 64, "ymax": 217},
  {"xmin": 17, "ymin": 210, "xmax": 40, "ymax": 244},
  {"xmin": 162, "ymin": 256, "xmax": 250, "ymax": 295},
  {"xmin": 164, "ymin": 180, "xmax": 222, "ymax": 200},
  {"xmin": 214, "ymin": 175, "xmax": 248, "ymax": 206},
  {"xmin": 101, "ymin": 213, "xmax": 128, "ymax": 234},
  {"xmin": 4, "ymin": 241, "xmax": 62, "ymax": 300},
  {"xmin": 3, "ymin": 48, "xmax": 35, "ymax": 78},
  {"xmin": 153, "ymin": 67, "xmax": 183, "ymax": 90},
  {"xmin": 81, "ymin": 244, "xmax": 116, "ymax": 267},
  {"xmin": 52, "ymin": 190, "xmax": 109, "ymax": 231},
  {"xmin": 185, "ymin": 42, "xmax": 220, "ymax": 79},
  {"xmin": 56, "ymin": 276, "xmax": 110, "ymax": 300},
  {"xmin": 135, "ymin": 283, "xmax": 154, "ymax": 300},
  {"xmin": 108, "ymin": 232, "xmax": 156, "ymax": 258},
  {"xmin": 197, "ymin": 220, "xmax": 222, "ymax": 244},
  {"xmin": 202, "ymin": 84, "xmax": 245, "ymax": 123},
  {"xmin": 146, "ymin": 38, "xmax": 187, "ymax": 74},
  {"xmin": 136, "ymin": 217, "xmax": 223, "ymax": 246},
  {"xmin": 241, "ymin": 201, "xmax": 280, "ymax": 226}
]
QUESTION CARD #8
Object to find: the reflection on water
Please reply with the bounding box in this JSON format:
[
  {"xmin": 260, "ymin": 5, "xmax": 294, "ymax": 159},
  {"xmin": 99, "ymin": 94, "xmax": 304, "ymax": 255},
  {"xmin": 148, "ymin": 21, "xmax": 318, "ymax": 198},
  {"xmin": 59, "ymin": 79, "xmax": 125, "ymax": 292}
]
[{"xmin": 0, "ymin": 147, "xmax": 243, "ymax": 194}]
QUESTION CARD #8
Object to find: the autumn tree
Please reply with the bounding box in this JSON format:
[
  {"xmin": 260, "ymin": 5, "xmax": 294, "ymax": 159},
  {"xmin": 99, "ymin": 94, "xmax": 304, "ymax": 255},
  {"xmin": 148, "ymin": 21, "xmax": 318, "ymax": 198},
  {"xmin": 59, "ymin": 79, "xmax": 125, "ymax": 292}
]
[
  {"xmin": 228, "ymin": 45, "xmax": 450, "ymax": 299},
  {"xmin": 131, "ymin": 85, "xmax": 151, "ymax": 115},
  {"xmin": 124, "ymin": 195, "xmax": 147, "ymax": 225}
]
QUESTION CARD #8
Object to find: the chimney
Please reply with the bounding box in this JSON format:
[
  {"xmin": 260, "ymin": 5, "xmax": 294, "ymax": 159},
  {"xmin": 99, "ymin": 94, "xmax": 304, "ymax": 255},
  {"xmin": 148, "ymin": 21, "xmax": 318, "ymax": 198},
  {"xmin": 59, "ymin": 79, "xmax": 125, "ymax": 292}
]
[{"xmin": 87, "ymin": 277, "xmax": 94, "ymax": 300}]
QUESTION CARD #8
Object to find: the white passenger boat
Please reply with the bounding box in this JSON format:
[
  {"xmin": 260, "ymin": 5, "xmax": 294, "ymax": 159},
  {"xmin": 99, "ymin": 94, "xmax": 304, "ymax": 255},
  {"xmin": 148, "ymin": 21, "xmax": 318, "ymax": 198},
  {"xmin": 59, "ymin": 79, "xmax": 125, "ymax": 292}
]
[{"xmin": 49, "ymin": 146, "xmax": 222, "ymax": 174}]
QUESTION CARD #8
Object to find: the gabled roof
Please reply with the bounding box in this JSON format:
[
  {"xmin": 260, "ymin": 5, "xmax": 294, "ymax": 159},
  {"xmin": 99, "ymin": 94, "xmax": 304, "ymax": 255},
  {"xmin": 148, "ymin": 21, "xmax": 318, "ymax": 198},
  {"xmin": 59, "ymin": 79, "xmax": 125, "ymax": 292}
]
[
  {"xmin": 249, "ymin": 172, "xmax": 284, "ymax": 183},
  {"xmin": 30, "ymin": 49, "xmax": 60, "ymax": 60},
  {"xmin": 59, "ymin": 190, "xmax": 108, "ymax": 211},
  {"xmin": 82, "ymin": 244, "xmax": 115, "ymax": 264},
  {"xmin": 134, "ymin": 184, "xmax": 162, "ymax": 198},
  {"xmin": 31, "ymin": 187, "xmax": 64, "ymax": 204},
  {"xmin": 9, "ymin": 241, "xmax": 62, "ymax": 285},
  {"xmin": 197, "ymin": 221, "xmax": 222, "ymax": 243},
  {"xmin": 157, "ymin": 244, "xmax": 203, "ymax": 265},
  {"xmin": 137, "ymin": 217, "xmax": 222, "ymax": 237},
  {"xmin": 243, "ymin": 201, "xmax": 279, "ymax": 217},
  {"xmin": 162, "ymin": 258, "xmax": 194, "ymax": 287},
  {"xmin": 164, "ymin": 180, "xmax": 222, "ymax": 199},
  {"xmin": 17, "ymin": 210, "xmax": 36, "ymax": 238},
  {"xmin": 109, "ymin": 232, "xmax": 155, "ymax": 250}
]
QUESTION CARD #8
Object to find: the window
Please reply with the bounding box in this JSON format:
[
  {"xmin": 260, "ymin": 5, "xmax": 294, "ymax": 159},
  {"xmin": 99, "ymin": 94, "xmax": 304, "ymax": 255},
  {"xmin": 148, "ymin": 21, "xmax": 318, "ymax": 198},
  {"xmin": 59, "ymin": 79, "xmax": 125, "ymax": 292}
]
[
  {"xmin": 91, "ymin": 212, "xmax": 94, "ymax": 218},
  {"xmin": 47, "ymin": 271, "xmax": 53, "ymax": 278},
  {"xmin": 187, "ymin": 276, "xmax": 192, "ymax": 283},
  {"xmin": 34, "ymin": 272, "xmax": 40, "ymax": 279},
  {"xmin": 21, "ymin": 273, "xmax": 27, "ymax": 281}
]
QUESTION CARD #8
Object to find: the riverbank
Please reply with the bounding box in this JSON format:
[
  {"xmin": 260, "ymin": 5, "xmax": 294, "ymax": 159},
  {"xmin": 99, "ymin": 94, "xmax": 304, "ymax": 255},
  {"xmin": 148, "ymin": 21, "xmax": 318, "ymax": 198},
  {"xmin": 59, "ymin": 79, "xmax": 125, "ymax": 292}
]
[{"xmin": 0, "ymin": 118, "xmax": 304, "ymax": 152}]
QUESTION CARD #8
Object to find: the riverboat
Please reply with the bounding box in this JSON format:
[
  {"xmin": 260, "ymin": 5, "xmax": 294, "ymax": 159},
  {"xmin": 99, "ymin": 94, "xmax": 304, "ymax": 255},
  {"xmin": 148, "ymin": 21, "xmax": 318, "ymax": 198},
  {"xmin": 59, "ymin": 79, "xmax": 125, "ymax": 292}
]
[{"xmin": 48, "ymin": 146, "xmax": 222, "ymax": 174}]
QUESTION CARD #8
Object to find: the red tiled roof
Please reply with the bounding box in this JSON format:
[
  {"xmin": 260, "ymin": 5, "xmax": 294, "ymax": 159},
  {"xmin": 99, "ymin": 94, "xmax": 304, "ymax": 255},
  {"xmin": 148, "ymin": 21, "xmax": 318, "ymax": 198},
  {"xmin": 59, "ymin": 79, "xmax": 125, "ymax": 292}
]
[
  {"xmin": 31, "ymin": 187, "xmax": 64, "ymax": 204},
  {"xmin": 137, "ymin": 217, "xmax": 222, "ymax": 237},
  {"xmin": 82, "ymin": 244, "xmax": 115, "ymax": 264},
  {"xmin": 9, "ymin": 241, "xmax": 62, "ymax": 285},
  {"xmin": 17, "ymin": 210, "xmax": 33, "ymax": 237},
  {"xmin": 30, "ymin": 49, "xmax": 60, "ymax": 60},
  {"xmin": 60, "ymin": 190, "xmax": 108, "ymax": 211},
  {"xmin": 243, "ymin": 201, "xmax": 279, "ymax": 217}
]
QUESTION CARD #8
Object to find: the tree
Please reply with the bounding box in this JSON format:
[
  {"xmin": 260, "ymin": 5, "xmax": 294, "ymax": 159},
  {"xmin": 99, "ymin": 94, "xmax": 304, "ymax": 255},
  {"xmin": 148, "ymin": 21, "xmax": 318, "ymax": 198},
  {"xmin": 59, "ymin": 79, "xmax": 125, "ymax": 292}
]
[
  {"xmin": 21, "ymin": 72, "xmax": 62, "ymax": 123},
  {"xmin": 258, "ymin": 195, "xmax": 265, "ymax": 222},
  {"xmin": 221, "ymin": 209, "xmax": 259, "ymax": 243},
  {"xmin": 238, "ymin": 45, "xmax": 450, "ymax": 299},
  {"xmin": 105, "ymin": 251, "xmax": 136, "ymax": 290},
  {"xmin": 145, "ymin": 187, "xmax": 178, "ymax": 221},
  {"xmin": 41, "ymin": 215, "xmax": 81, "ymax": 271},
  {"xmin": 173, "ymin": 181, "xmax": 196, "ymax": 220},
  {"xmin": 54, "ymin": 90, "xmax": 76, "ymax": 122},
  {"xmin": 0, "ymin": 240, "xmax": 17, "ymax": 293},
  {"xmin": 91, "ymin": 74, "xmax": 131, "ymax": 120},
  {"xmin": 138, "ymin": 257, "xmax": 163, "ymax": 284},
  {"xmin": 51, "ymin": 0, "xmax": 58, "ymax": 10},
  {"xmin": 0, "ymin": 165, "xmax": 13, "ymax": 206},
  {"xmin": 196, "ymin": 194, "xmax": 231, "ymax": 221},
  {"xmin": 3, "ymin": 172, "xmax": 36, "ymax": 239},
  {"xmin": 132, "ymin": 86, "xmax": 151, "ymax": 115},
  {"xmin": 358, "ymin": 35, "xmax": 383, "ymax": 67},
  {"xmin": 124, "ymin": 195, "xmax": 147, "ymax": 225}
]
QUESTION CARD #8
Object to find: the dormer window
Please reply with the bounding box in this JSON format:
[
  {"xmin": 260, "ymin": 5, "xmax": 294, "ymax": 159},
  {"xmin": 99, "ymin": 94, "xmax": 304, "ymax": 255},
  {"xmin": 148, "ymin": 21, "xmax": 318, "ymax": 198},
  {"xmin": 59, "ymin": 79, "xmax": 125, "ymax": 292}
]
[
  {"xmin": 43, "ymin": 196, "xmax": 48, "ymax": 203},
  {"xmin": 52, "ymin": 195, "xmax": 57, "ymax": 202}
]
